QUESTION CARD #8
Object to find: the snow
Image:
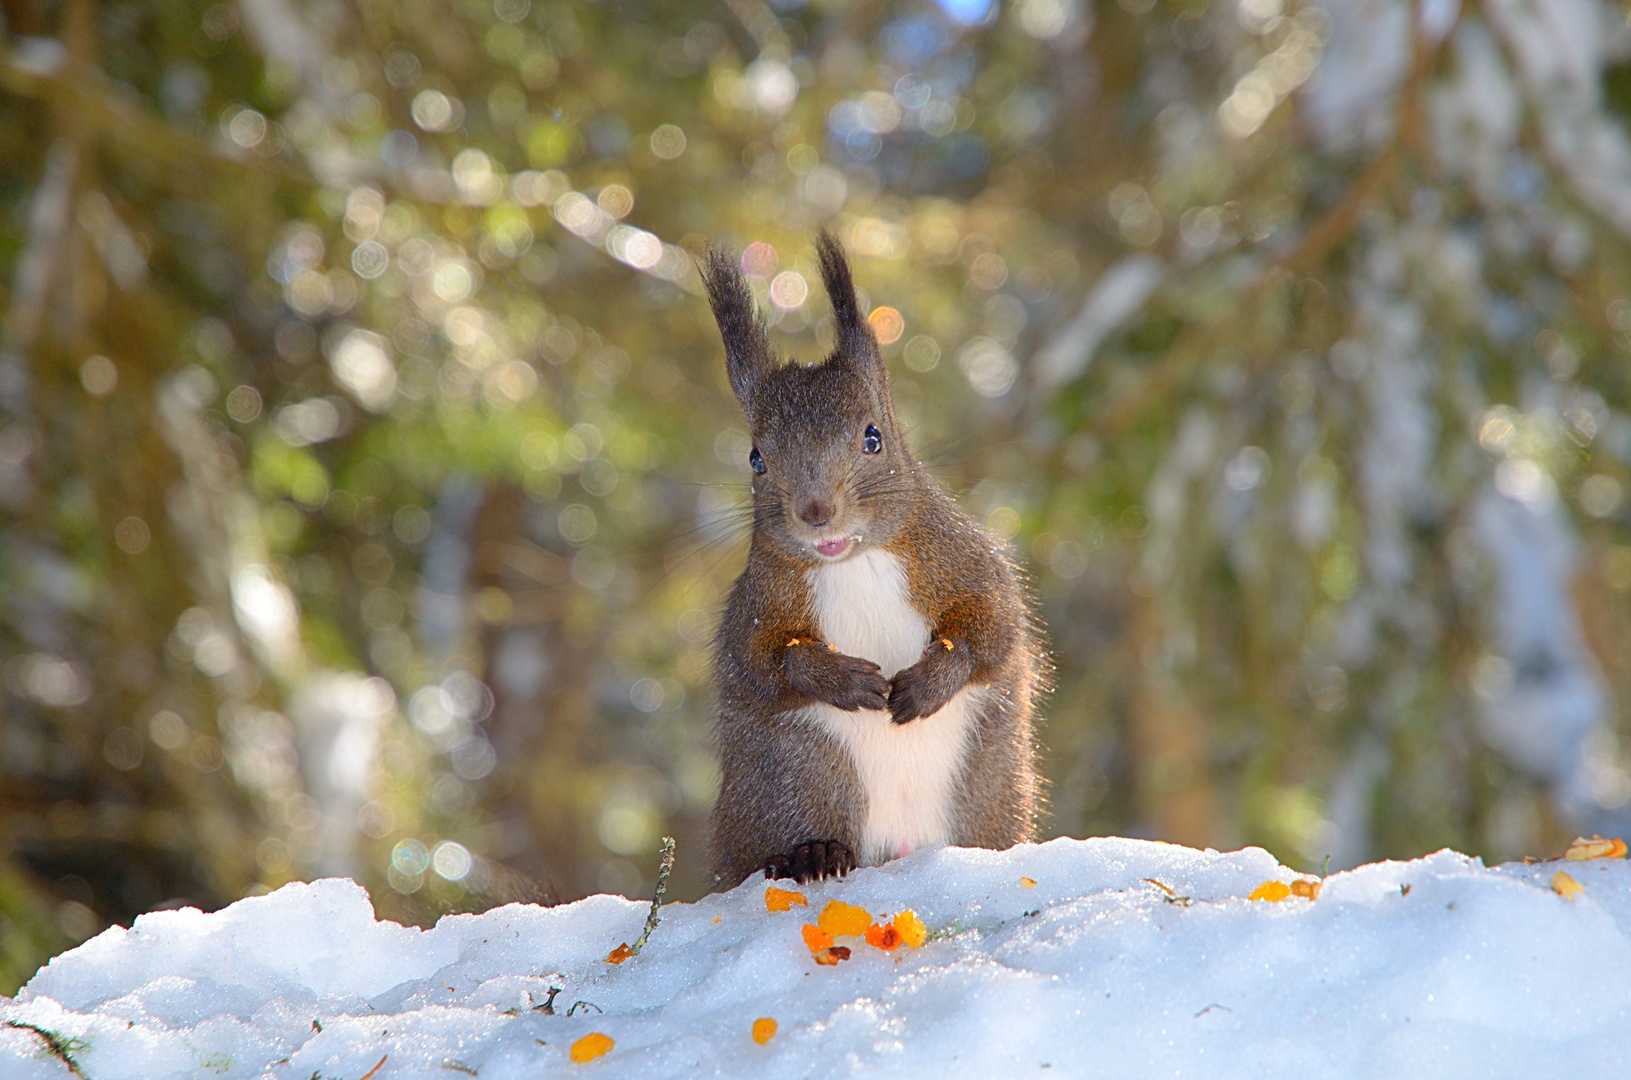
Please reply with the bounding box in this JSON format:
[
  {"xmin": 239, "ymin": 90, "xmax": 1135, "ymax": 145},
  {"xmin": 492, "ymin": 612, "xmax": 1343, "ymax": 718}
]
[{"xmin": 4, "ymin": 838, "xmax": 1630, "ymax": 1078}]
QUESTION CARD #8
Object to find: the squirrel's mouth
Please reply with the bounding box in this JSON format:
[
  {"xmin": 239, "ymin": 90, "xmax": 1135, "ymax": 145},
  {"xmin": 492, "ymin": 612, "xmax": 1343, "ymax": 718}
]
[{"xmin": 813, "ymin": 536, "xmax": 856, "ymax": 559}]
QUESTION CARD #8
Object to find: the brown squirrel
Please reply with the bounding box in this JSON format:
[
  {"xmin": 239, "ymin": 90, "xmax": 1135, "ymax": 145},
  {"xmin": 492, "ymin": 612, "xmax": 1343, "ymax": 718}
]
[{"xmin": 701, "ymin": 231, "xmax": 1047, "ymax": 887}]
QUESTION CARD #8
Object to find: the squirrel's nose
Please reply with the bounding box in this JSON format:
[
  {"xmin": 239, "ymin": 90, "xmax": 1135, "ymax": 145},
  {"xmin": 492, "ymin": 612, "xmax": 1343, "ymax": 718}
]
[{"xmin": 796, "ymin": 498, "xmax": 834, "ymax": 529}]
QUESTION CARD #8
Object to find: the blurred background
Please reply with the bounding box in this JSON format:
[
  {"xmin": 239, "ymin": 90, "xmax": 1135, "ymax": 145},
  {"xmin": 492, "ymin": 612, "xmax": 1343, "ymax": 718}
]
[{"xmin": 3, "ymin": 0, "xmax": 1630, "ymax": 992}]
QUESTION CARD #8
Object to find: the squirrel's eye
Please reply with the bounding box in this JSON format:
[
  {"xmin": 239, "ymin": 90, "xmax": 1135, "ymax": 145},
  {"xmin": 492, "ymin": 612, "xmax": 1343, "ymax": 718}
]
[
  {"xmin": 749, "ymin": 447, "xmax": 766, "ymax": 474},
  {"xmin": 863, "ymin": 424, "xmax": 882, "ymax": 454}
]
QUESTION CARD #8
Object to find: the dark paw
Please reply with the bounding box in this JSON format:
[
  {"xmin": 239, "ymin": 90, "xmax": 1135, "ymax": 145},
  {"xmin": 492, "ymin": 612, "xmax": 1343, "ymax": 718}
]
[
  {"xmin": 827, "ymin": 655, "xmax": 891, "ymax": 712},
  {"xmin": 764, "ymin": 839, "xmax": 855, "ymax": 883},
  {"xmin": 788, "ymin": 643, "xmax": 890, "ymax": 712},
  {"xmin": 888, "ymin": 638, "xmax": 973, "ymax": 724}
]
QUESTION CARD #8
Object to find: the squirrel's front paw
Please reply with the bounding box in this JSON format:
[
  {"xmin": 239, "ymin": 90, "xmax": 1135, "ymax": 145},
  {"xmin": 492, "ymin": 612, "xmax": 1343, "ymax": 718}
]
[
  {"xmin": 764, "ymin": 839, "xmax": 855, "ymax": 883},
  {"xmin": 888, "ymin": 637, "xmax": 976, "ymax": 724},
  {"xmin": 786, "ymin": 640, "xmax": 890, "ymax": 711}
]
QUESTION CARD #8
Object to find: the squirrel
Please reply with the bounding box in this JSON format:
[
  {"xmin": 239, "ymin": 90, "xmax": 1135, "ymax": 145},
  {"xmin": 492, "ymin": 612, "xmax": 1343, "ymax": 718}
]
[{"xmin": 701, "ymin": 231, "xmax": 1047, "ymax": 888}]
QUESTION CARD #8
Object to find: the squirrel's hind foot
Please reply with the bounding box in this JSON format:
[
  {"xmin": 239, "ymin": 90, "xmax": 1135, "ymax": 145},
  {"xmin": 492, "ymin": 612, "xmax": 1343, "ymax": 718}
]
[{"xmin": 764, "ymin": 839, "xmax": 855, "ymax": 883}]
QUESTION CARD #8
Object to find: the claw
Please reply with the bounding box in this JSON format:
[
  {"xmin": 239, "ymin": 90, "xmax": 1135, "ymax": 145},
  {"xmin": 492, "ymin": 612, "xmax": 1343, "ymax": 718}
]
[{"xmin": 764, "ymin": 839, "xmax": 854, "ymax": 883}]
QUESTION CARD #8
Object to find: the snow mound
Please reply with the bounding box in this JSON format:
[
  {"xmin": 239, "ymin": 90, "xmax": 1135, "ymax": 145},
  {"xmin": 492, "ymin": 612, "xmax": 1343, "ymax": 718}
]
[{"xmin": 4, "ymin": 838, "xmax": 1629, "ymax": 1078}]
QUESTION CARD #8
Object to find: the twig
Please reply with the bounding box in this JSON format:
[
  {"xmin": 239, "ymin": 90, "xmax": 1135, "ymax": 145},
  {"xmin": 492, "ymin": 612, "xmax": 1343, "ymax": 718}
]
[
  {"xmin": 1143, "ymin": 877, "xmax": 1193, "ymax": 906},
  {"xmin": 629, "ymin": 836, "xmax": 676, "ymax": 957},
  {"xmin": 4, "ymin": 1021, "xmax": 88, "ymax": 1078},
  {"xmin": 358, "ymin": 1054, "xmax": 388, "ymax": 1080}
]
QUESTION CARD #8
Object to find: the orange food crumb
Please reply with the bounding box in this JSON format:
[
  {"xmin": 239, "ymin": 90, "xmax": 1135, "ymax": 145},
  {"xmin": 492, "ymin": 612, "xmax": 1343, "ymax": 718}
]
[
  {"xmin": 1020, "ymin": 877, "xmax": 1037, "ymax": 888},
  {"xmin": 1248, "ymin": 880, "xmax": 1292, "ymax": 902},
  {"xmin": 1565, "ymin": 836, "xmax": 1628, "ymax": 861},
  {"xmin": 765, "ymin": 886, "xmax": 809, "ymax": 913},
  {"xmin": 569, "ymin": 1033, "xmax": 614, "ymax": 1062},
  {"xmin": 712, "ymin": 914, "xmax": 722, "ymax": 924},
  {"xmin": 812, "ymin": 945, "xmax": 852, "ymax": 966},
  {"xmin": 818, "ymin": 899, "xmax": 873, "ymax": 937},
  {"xmin": 893, "ymin": 909, "xmax": 928, "ymax": 948},
  {"xmin": 865, "ymin": 922, "xmax": 902, "ymax": 951},
  {"xmin": 801, "ymin": 924, "xmax": 833, "ymax": 952},
  {"xmin": 1289, "ymin": 879, "xmax": 1322, "ymax": 900},
  {"xmin": 1551, "ymin": 870, "xmax": 1584, "ymax": 900},
  {"xmin": 751, "ymin": 1017, "xmax": 778, "ymax": 1044},
  {"xmin": 605, "ymin": 943, "xmax": 634, "ymax": 964}
]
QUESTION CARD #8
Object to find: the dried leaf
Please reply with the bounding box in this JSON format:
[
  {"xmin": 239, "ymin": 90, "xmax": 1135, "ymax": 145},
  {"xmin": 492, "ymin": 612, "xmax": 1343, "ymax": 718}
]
[
  {"xmin": 764, "ymin": 886, "xmax": 809, "ymax": 912},
  {"xmin": 1551, "ymin": 870, "xmax": 1584, "ymax": 900},
  {"xmin": 801, "ymin": 924, "xmax": 833, "ymax": 952},
  {"xmin": 1248, "ymin": 880, "xmax": 1291, "ymax": 902},
  {"xmin": 817, "ymin": 899, "xmax": 873, "ymax": 937},
  {"xmin": 864, "ymin": 922, "xmax": 902, "ymax": 951},
  {"xmin": 812, "ymin": 945, "xmax": 852, "ymax": 966},
  {"xmin": 1289, "ymin": 879, "xmax": 1322, "ymax": 900},
  {"xmin": 569, "ymin": 1033, "xmax": 614, "ymax": 1063},
  {"xmin": 1565, "ymin": 836, "xmax": 1628, "ymax": 861},
  {"xmin": 893, "ymin": 909, "xmax": 927, "ymax": 948},
  {"xmin": 604, "ymin": 943, "xmax": 633, "ymax": 964},
  {"xmin": 751, "ymin": 1017, "xmax": 777, "ymax": 1045},
  {"xmin": 1020, "ymin": 877, "xmax": 1037, "ymax": 888}
]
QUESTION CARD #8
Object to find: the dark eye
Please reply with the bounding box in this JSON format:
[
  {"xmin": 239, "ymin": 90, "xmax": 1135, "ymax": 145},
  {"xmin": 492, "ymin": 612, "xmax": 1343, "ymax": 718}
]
[
  {"xmin": 863, "ymin": 424, "xmax": 882, "ymax": 454},
  {"xmin": 749, "ymin": 447, "xmax": 766, "ymax": 474}
]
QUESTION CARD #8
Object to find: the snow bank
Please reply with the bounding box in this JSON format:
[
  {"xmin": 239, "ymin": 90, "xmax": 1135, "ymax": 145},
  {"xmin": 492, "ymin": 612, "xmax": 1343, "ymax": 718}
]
[{"xmin": 4, "ymin": 838, "xmax": 1629, "ymax": 1078}]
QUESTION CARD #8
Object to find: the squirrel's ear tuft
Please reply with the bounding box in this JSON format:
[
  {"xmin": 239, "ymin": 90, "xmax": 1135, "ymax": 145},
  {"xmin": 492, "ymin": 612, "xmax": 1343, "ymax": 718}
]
[
  {"xmin": 700, "ymin": 244, "xmax": 771, "ymax": 410},
  {"xmin": 815, "ymin": 229, "xmax": 879, "ymax": 371}
]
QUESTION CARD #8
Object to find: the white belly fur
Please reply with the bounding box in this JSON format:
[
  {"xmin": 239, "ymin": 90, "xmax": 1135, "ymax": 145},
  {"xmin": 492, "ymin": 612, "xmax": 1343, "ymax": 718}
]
[{"xmin": 801, "ymin": 548, "xmax": 982, "ymax": 865}]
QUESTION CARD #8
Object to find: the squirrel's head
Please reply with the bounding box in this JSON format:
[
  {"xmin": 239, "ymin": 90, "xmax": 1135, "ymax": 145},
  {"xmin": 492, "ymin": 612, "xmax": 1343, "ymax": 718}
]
[{"xmin": 702, "ymin": 231, "xmax": 917, "ymax": 564}]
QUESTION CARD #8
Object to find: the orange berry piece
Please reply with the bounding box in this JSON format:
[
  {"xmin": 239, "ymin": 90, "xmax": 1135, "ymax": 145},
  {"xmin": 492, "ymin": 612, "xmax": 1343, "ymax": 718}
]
[
  {"xmin": 892, "ymin": 909, "xmax": 927, "ymax": 947},
  {"xmin": 751, "ymin": 1017, "xmax": 778, "ymax": 1044},
  {"xmin": 1565, "ymin": 836, "xmax": 1628, "ymax": 861},
  {"xmin": 569, "ymin": 1033, "xmax": 614, "ymax": 1062},
  {"xmin": 801, "ymin": 924, "xmax": 833, "ymax": 952},
  {"xmin": 1289, "ymin": 879, "xmax": 1322, "ymax": 900},
  {"xmin": 812, "ymin": 945, "xmax": 852, "ymax": 966},
  {"xmin": 1248, "ymin": 880, "xmax": 1291, "ymax": 902},
  {"xmin": 865, "ymin": 922, "xmax": 902, "ymax": 950},
  {"xmin": 818, "ymin": 899, "xmax": 873, "ymax": 937},
  {"xmin": 604, "ymin": 943, "xmax": 634, "ymax": 964},
  {"xmin": 765, "ymin": 886, "xmax": 808, "ymax": 913},
  {"xmin": 1551, "ymin": 870, "xmax": 1584, "ymax": 900},
  {"xmin": 1020, "ymin": 877, "xmax": 1037, "ymax": 888}
]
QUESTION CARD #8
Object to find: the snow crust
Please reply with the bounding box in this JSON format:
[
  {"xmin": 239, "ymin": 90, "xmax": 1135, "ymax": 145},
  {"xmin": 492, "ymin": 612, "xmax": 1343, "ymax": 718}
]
[{"xmin": 4, "ymin": 838, "xmax": 1629, "ymax": 1078}]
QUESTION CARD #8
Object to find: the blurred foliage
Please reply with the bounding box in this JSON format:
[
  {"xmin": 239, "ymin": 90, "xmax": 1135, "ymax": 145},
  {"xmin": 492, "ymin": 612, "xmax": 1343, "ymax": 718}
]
[{"xmin": 4, "ymin": 0, "xmax": 1631, "ymax": 996}]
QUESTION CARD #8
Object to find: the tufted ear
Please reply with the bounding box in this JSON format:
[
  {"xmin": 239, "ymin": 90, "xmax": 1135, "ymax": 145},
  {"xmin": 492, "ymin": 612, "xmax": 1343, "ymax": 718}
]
[
  {"xmin": 814, "ymin": 229, "xmax": 882, "ymax": 382},
  {"xmin": 700, "ymin": 245, "xmax": 772, "ymax": 412}
]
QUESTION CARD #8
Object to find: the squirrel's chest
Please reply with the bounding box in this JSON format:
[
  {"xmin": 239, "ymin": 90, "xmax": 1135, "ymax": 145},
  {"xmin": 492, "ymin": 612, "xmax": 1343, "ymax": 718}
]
[
  {"xmin": 804, "ymin": 549, "xmax": 980, "ymax": 866},
  {"xmin": 805, "ymin": 549, "xmax": 928, "ymax": 676}
]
